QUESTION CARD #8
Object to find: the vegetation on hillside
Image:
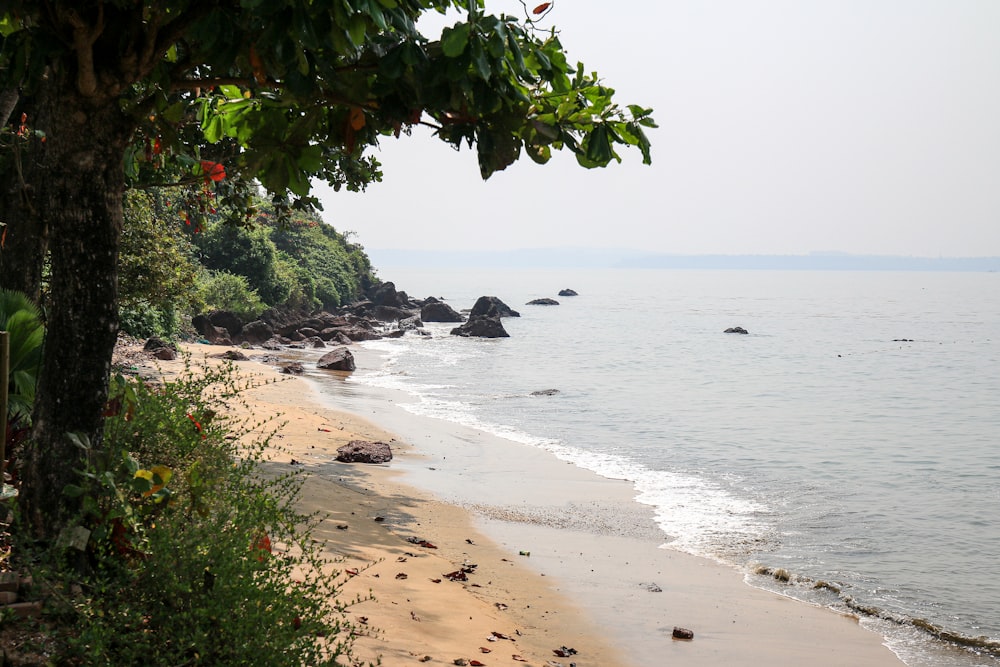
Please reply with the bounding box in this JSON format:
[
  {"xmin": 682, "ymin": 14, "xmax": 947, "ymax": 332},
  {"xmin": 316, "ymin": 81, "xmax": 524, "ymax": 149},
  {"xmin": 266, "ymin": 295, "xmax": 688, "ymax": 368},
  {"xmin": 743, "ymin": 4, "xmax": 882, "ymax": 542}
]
[{"xmin": 118, "ymin": 189, "xmax": 378, "ymax": 339}]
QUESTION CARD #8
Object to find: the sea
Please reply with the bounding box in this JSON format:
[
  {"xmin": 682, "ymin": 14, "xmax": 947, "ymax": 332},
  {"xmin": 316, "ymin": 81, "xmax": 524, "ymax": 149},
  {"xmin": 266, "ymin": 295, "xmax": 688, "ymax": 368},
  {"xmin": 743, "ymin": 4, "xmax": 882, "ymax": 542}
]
[{"xmin": 309, "ymin": 267, "xmax": 1000, "ymax": 666}]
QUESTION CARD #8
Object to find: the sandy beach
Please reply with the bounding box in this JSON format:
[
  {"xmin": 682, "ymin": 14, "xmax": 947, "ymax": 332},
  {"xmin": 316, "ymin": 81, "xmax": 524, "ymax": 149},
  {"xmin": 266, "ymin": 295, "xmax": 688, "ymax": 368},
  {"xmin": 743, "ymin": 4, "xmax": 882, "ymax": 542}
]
[{"xmin": 139, "ymin": 342, "xmax": 904, "ymax": 667}]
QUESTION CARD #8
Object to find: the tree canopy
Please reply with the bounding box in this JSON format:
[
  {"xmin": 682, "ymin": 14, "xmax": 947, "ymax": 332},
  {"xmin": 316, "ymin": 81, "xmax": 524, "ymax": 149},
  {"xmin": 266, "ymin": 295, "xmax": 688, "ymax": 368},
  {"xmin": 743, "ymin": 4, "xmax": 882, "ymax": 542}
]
[{"xmin": 0, "ymin": 0, "xmax": 654, "ymax": 537}]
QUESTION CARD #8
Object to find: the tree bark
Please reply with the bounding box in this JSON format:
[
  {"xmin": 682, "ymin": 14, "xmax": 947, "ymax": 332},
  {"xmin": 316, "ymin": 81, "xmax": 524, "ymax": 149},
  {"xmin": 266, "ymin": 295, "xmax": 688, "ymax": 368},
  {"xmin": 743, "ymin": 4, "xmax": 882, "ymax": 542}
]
[{"xmin": 16, "ymin": 67, "xmax": 134, "ymax": 540}]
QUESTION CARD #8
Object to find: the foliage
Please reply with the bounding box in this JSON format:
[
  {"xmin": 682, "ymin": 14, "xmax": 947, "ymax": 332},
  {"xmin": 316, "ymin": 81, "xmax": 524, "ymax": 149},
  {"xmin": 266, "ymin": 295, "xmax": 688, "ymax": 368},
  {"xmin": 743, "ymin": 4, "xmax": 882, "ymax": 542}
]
[
  {"xmin": 0, "ymin": 0, "xmax": 654, "ymax": 541},
  {"xmin": 197, "ymin": 271, "xmax": 267, "ymax": 322},
  {"xmin": 40, "ymin": 363, "xmax": 364, "ymax": 666},
  {"xmin": 0, "ymin": 289, "xmax": 43, "ymax": 422},
  {"xmin": 192, "ymin": 219, "xmax": 293, "ymax": 307}
]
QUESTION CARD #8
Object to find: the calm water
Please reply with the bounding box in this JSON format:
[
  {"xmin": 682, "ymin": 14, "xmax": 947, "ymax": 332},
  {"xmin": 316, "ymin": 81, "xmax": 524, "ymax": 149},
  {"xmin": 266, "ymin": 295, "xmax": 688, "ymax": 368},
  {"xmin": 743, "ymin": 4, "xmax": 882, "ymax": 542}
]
[{"xmin": 337, "ymin": 268, "xmax": 1000, "ymax": 666}]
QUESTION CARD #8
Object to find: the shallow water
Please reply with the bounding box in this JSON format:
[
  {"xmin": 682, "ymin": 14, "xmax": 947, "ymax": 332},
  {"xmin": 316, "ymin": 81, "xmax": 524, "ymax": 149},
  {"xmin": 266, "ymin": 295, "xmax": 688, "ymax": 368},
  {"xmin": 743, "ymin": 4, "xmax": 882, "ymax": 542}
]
[{"xmin": 317, "ymin": 268, "xmax": 1000, "ymax": 666}]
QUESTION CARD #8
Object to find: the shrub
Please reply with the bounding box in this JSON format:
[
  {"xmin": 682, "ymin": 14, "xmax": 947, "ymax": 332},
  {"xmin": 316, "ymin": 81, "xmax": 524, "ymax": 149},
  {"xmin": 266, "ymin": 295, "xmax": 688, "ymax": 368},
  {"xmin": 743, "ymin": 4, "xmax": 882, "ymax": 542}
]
[
  {"xmin": 44, "ymin": 361, "xmax": 366, "ymax": 666},
  {"xmin": 197, "ymin": 271, "xmax": 267, "ymax": 322}
]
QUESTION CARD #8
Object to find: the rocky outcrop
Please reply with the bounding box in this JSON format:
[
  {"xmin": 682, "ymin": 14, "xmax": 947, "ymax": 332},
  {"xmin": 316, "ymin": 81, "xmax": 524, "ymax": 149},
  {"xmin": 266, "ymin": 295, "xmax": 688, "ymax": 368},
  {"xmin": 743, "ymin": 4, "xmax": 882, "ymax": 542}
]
[
  {"xmin": 369, "ymin": 281, "xmax": 411, "ymax": 309},
  {"xmin": 724, "ymin": 326, "xmax": 749, "ymax": 334},
  {"xmin": 240, "ymin": 320, "xmax": 273, "ymax": 345},
  {"xmin": 336, "ymin": 440, "xmax": 392, "ymax": 464},
  {"xmin": 422, "ymin": 301, "xmax": 464, "ymax": 322},
  {"xmin": 470, "ymin": 296, "xmax": 520, "ymax": 318},
  {"xmin": 191, "ymin": 314, "xmax": 233, "ymax": 345},
  {"xmin": 317, "ymin": 347, "xmax": 356, "ymax": 371},
  {"xmin": 450, "ymin": 315, "xmax": 509, "ymax": 338},
  {"xmin": 526, "ymin": 298, "xmax": 559, "ymax": 306},
  {"xmin": 558, "ymin": 288, "xmax": 578, "ymax": 297},
  {"xmin": 208, "ymin": 310, "xmax": 243, "ymax": 338}
]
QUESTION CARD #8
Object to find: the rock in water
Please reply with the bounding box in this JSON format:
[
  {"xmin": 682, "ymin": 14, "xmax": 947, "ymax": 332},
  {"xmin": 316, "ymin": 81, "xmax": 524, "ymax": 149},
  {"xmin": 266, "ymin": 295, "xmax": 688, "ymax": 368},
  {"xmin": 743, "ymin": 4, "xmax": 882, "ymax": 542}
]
[
  {"xmin": 470, "ymin": 296, "xmax": 520, "ymax": 318},
  {"xmin": 724, "ymin": 326, "xmax": 749, "ymax": 334},
  {"xmin": 317, "ymin": 347, "xmax": 356, "ymax": 371},
  {"xmin": 450, "ymin": 316, "xmax": 509, "ymax": 338},
  {"xmin": 558, "ymin": 288, "xmax": 578, "ymax": 296},
  {"xmin": 421, "ymin": 301, "xmax": 464, "ymax": 322},
  {"xmin": 526, "ymin": 298, "xmax": 559, "ymax": 306}
]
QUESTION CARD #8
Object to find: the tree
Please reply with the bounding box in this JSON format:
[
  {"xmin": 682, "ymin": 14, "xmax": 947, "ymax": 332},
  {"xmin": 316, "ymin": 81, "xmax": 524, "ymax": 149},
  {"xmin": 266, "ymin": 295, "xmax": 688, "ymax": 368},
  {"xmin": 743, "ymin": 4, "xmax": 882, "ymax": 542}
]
[{"xmin": 0, "ymin": 1, "xmax": 654, "ymax": 539}]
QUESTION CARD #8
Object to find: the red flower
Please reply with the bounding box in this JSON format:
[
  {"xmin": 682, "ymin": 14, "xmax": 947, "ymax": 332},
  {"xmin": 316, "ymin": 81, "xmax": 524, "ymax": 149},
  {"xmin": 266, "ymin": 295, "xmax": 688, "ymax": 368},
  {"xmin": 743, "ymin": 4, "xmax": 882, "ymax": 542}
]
[{"xmin": 200, "ymin": 160, "xmax": 226, "ymax": 182}]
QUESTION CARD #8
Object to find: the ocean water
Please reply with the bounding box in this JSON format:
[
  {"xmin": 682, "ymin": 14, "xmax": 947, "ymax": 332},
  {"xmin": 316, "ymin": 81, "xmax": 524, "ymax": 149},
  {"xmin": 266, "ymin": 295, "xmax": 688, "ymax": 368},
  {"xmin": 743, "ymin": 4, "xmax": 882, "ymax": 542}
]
[{"xmin": 329, "ymin": 268, "xmax": 1000, "ymax": 666}]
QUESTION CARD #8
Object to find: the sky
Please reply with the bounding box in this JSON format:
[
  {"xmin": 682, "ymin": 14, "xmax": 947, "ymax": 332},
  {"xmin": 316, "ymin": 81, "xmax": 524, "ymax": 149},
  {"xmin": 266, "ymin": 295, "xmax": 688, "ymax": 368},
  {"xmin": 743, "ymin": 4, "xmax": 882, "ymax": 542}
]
[{"xmin": 312, "ymin": 1, "xmax": 1000, "ymax": 258}]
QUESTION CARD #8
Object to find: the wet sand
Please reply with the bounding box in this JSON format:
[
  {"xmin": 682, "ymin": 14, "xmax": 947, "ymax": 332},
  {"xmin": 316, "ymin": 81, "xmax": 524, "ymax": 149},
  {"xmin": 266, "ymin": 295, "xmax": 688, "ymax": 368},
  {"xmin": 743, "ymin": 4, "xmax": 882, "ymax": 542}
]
[{"xmin": 145, "ymin": 343, "xmax": 904, "ymax": 666}]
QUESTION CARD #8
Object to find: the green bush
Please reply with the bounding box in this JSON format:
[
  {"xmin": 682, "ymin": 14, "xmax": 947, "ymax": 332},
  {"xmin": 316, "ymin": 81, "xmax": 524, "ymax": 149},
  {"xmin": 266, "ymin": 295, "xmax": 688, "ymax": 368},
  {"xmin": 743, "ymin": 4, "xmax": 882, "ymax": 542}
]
[
  {"xmin": 51, "ymin": 362, "xmax": 365, "ymax": 666},
  {"xmin": 197, "ymin": 271, "xmax": 267, "ymax": 322}
]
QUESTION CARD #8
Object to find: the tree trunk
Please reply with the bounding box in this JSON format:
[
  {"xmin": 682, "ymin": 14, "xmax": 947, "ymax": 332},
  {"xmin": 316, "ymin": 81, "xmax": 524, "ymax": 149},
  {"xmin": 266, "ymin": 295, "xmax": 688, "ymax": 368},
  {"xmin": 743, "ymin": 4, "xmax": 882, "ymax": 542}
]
[{"xmin": 17, "ymin": 70, "xmax": 134, "ymax": 540}]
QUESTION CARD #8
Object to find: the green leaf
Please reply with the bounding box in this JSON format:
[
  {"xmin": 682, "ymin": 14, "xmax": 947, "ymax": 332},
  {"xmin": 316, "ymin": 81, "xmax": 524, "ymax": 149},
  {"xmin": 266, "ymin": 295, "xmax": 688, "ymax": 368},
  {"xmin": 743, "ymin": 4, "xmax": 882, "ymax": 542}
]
[{"xmin": 441, "ymin": 23, "xmax": 471, "ymax": 58}]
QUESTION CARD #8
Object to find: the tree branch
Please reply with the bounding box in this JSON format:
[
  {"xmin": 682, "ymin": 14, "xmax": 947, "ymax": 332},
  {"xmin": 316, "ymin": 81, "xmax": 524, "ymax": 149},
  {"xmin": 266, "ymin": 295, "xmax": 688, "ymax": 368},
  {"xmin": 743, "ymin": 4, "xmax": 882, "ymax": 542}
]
[{"xmin": 64, "ymin": 4, "xmax": 105, "ymax": 98}]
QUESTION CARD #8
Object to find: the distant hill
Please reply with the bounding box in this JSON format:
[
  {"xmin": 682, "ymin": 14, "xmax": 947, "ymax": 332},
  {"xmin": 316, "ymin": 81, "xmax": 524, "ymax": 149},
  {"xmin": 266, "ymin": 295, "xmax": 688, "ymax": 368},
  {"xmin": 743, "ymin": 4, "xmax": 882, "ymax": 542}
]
[{"xmin": 368, "ymin": 248, "xmax": 1000, "ymax": 272}]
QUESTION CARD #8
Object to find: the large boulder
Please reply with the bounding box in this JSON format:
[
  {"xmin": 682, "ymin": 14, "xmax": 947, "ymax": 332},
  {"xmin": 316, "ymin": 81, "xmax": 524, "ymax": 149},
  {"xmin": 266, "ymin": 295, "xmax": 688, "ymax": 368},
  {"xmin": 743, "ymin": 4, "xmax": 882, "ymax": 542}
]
[
  {"xmin": 317, "ymin": 347, "xmax": 356, "ymax": 371},
  {"xmin": 208, "ymin": 310, "xmax": 243, "ymax": 337},
  {"xmin": 336, "ymin": 440, "xmax": 392, "ymax": 464},
  {"xmin": 421, "ymin": 301, "xmax": 464, "ymax": 323},
  {"xmin": 470, "ymin": 296, "xmax": 520, "ymax": 318},
  {"xmin": 191, "ymin": 314, "xmax": 233, "ymax": 345},
  {"xmin": 450, "ymin": 315, "xmax": 509, "ymax": 338},
  {"xmin": 399, "ymin": 315, "xmax": 423, "ymax": 331},
  {"xmin": 370, "ymin": 282, "xmax": 410, "ymax": 309},
  {"xmin": 526, "ymin": 298, "xmax": 559, "ymax": 306},
  {"xmin": 240, "ymin": 320, "xmax": 273, "ymax": 345}
]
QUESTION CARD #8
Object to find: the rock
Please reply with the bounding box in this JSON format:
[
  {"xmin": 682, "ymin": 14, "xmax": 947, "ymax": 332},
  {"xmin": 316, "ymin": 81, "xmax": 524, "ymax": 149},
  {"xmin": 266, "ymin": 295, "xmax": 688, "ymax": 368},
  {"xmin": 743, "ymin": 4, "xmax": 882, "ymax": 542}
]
[
  {"xmin": 371, "ymin": 305, "xmax": 415, "ymax": 322},
  {"xmin": 152, "ymin": 347, "xmax": 177, "ymax": 360},
  {"xmin": 305, "ymin": 336, "xmax": 326, "ymax": 349},
  {"xmin": 191, "ymin": 314, "xmax": 232, "ymax": 345},
  {"xmin": 672, "ymin": 627, "xmax": 694, "ymax": 640},
  {"xmin": 526, "ymin": 298, "xmax": 559, "ymax": 306},
  {"xmin": 261, "ymin": 338, "xmax": 284, "ymax": 350},
  {"xmin": 143, "ymin": 337, "xmax": 175, "ymax": 352},
  {"xmin": 240, "ymin": 320, "xmax": 273, "ymax": 345},
  {"xmin": 280, "ymin": 363, "xmax": 305, "ymax": 375},
  {"xmin": 421, "ymin": 301, "xmax": 464, "ymax": 323},
  {"xmin": 208, "ymin": 310, "xmax": 243, "ymax": 337},
  {"xmin": 470, "ymin": 296, "xmax": 520, "ymax": 318},
  {"xmin": 450, "ymin": 315, "xmax": 509, "ymax": 338},
  {"xmin": 530, "ymin": 389, "xmax": 560, "ymax": 396},
  {"xmin": 217, "ymin": 349, "xmax": 248, "ymax": 361},
  {"xmin": 336, "ymin": 440, "xmax": 392, "ymax": 464},
  {"xmin": 724, "ymin": 326, "xmax": 749, "ymax": 334},
  {"xmin": 317, "ymin": 347, "xmax": 356, "ymax": 371},
  {"xmin": 558, "ymin": 288, "xmax": 578, "ymax": 296},
  {"xmin": 370, "ymin": 281, "xmax": 410, "ymax": 309},
  {"xmin": 298, "ymin": 327, "xmax": 320, "ymax": 338},
  {"xmin": 398, "ymin": 315, "xmax": 424, "ymax": 331}
]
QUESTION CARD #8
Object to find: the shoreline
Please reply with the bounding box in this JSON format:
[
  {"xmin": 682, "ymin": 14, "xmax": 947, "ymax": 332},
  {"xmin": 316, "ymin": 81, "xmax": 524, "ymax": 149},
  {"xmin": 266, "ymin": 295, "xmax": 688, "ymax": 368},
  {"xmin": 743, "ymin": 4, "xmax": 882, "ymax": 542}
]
[{"xmin": 144, "ymin": 342, "xmax": 904, "ymax": 666}]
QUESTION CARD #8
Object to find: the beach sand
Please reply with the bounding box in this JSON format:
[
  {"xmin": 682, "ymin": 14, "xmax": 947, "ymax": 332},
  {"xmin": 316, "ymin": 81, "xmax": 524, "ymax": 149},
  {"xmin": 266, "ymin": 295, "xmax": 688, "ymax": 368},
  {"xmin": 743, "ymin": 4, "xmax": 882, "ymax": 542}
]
[{"xmin": 139, "ymin": 343, "xmax": 904, "ymax": 667}]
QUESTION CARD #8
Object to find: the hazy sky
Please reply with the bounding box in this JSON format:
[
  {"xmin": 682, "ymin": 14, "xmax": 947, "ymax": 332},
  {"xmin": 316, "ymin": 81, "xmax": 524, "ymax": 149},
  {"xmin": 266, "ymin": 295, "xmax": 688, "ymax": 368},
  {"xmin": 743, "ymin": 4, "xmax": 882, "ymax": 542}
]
[{"xmin": 312, "ymin": 1, "xmax": 1000, "ymax": 257}]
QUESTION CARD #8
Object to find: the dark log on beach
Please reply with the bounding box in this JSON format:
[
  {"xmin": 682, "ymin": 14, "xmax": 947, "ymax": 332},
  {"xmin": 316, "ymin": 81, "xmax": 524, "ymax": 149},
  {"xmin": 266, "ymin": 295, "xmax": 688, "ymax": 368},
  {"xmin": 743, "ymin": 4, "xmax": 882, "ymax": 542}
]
[
  {"xmin": 336, "ymin": 440, "xmax": 392, "ymax": 464},
  {"xmin": 450, "ymin": 315, "xmax": 510, "ymax": 338},
  {"xmin": 470, "ymin": 296, "xmax": 520, "ymax": 318},
  {"xmin": 317, "ymin": 347, "xmax": 356, "ymax": 371}
]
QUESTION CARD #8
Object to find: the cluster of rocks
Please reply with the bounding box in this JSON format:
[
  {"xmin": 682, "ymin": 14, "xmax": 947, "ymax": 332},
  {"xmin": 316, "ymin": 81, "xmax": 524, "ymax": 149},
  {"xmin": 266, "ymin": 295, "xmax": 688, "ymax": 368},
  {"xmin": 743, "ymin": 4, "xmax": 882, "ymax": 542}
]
[{"xmin": 189, "ymin": 282, "xmax": 543, "ymax": 350}]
